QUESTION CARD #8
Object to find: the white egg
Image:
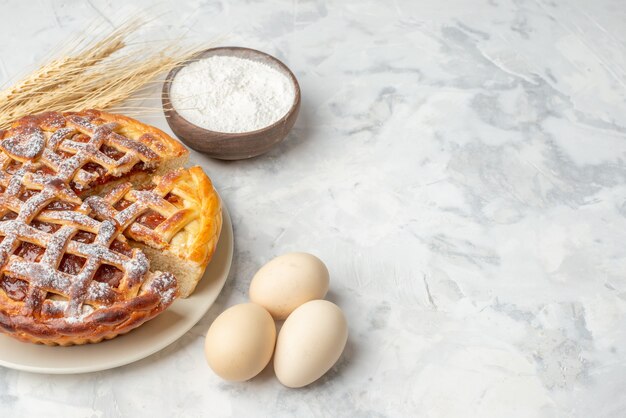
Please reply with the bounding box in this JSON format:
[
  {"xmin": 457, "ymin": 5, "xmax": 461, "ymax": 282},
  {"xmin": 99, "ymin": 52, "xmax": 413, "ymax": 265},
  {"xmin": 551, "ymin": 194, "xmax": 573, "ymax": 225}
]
[
  {"xmin": 250, "ymin": 252, "xmax": 329, "ymax": 320},
  {"xmin": 274, "ymin": 300, "xmax": 348, "ymax": 388},
  {"xmin": 204, "ymin": 303, "xmax": 276, "ymax": 382}
]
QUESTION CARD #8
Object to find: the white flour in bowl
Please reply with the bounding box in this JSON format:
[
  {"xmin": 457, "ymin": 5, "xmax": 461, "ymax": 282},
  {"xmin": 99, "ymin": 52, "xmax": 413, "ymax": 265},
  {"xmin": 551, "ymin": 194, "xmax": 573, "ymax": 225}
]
[{"xmin": 169, "ymin": 55, "xmax": 295, "ymax": 133}]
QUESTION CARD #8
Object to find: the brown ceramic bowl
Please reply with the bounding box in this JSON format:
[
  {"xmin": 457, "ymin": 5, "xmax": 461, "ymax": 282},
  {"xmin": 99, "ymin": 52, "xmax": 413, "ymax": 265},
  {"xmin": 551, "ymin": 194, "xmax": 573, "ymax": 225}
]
[{"xmin": 162, "ymin": 47, "xmax": 301, "ymax": 160}]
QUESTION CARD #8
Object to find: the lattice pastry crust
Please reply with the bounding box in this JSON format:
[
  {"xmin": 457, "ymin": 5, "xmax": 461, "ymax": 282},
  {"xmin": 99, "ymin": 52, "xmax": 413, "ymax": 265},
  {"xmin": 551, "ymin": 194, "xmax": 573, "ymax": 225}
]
[
  {"xmin": 85, "ymin": 166, "xmax": 222, "ymax": 298},
  {"xmin": 0, "ymin": 111, "xmax": 221, "ymax": 345}
]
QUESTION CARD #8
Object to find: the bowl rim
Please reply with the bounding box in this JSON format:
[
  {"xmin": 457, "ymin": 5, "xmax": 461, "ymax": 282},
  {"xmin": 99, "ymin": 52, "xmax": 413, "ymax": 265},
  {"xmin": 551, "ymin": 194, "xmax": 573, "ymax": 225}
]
[{"xmin": 162, "ymin": 46, "xmax": 301, "ymax": 139}]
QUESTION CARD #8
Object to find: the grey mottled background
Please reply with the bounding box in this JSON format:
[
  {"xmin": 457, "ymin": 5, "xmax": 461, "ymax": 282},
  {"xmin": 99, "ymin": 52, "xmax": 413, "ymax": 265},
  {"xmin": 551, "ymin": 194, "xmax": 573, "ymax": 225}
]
[{"xmin": 1, "ymin": 0, "xmax": 626, "ymax": 417}]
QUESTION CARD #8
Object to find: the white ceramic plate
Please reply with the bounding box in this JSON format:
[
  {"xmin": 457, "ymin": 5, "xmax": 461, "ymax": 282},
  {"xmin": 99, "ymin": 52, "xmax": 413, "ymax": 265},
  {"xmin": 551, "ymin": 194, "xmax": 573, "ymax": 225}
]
[{"xmin": 0, "ymin": 204, "xmax": 233, "ymax": 374}]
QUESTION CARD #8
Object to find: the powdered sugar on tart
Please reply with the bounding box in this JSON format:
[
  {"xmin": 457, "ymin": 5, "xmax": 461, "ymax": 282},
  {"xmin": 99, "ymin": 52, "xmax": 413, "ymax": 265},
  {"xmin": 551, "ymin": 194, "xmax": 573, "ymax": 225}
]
[{"xmin": 0, "ymin": 110, "xmax": 220, "ymax": 346}]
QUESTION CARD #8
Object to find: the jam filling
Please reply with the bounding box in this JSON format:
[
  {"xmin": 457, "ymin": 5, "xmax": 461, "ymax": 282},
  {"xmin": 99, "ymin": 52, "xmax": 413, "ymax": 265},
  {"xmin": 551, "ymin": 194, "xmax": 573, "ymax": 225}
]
[
  {"xmin": 165, "ymin": 193, "xmax": 182, "ymax": 206},
  {"xmin": 0, "ymin": 276, "xmax": 28, "ymax": 301},
  {"xmin": 31, "ymin": 220, "xmax": 61, "ymax": 233},
  {"xmin": 110, "ymin": 239, "xmax": 133, "ymax": 257},
  {"xmin": 34, "ymin": 165, "xmax": 56, "ymax": 177},
  {"xmin": 1, "ymin": 212, "xmax": 17, "ymax": 221},
  {"xmin": 70, "ymin": 161, "xmax": 155, "ymax": 193},
  {"xmin": 81, "ymin": 162, "xmax": 107, "ymax": 180},
  {"xmin": 114, "ymin": 199, "xmax": 133, "ymax": 211},
  {"xmin": 72, "ymin": 230, "xmax": 96, "ymax": 244},
  {"xmin": 71, "ymin": 133, "xmax": 90, "ymax": 143},
  {"xmin": 14, "ymin": 242, "xmax": 44, "ymax": 262},
  {"xmin": 137, "ymin": 210, "xmax": 166, "ymax": 230},
  {"xmin": 101, "ymin": 144, "xmax": 125, "ymax": 160},
  {"xmin": 6, "ymin": 160, "xmax": 22, "ymax": 174},
  {"xmin": 59, "ymin": 254, "xmax": 86, "ymax": 275},
  {"xmin": 94, "ymin": 264, "xmax": 123, "ymax": 288},
  {"xmin": 19, "ymin": 188, "xmax": 40, "ymax": 202}
]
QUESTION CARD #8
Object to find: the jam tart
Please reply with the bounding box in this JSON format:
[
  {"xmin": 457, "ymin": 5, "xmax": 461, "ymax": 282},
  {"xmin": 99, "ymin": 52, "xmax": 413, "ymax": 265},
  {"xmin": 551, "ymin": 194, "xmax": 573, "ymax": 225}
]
[{"xmin": 0, "ymin": 110, "xmax": 222, "ymax": 345}]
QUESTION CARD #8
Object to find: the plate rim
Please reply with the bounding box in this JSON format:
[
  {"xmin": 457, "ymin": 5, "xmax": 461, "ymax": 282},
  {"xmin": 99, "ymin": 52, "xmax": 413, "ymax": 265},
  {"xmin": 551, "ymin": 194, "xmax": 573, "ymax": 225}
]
[{"xmin": 0, "ymin": 202, "xmax": 233, "ymax": 374}]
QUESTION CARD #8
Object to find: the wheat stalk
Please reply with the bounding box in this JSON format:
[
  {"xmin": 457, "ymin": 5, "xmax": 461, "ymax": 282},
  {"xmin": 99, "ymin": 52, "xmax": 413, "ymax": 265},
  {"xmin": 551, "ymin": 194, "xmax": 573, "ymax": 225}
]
[{"xmin": 0, "ymin": 20, "xmax": 204, "ymax": 129}]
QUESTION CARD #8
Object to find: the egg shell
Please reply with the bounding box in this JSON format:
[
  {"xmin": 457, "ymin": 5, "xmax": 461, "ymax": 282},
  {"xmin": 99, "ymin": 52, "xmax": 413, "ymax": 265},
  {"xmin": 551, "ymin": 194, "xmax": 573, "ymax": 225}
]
[
  {"xmin": 204, "ymin": 303, "xmax": 276, "ymax": 382},
  {"xmin": 250, "ymin": 252, "xmax": 330, "ymax": 320},
  {"xmin": 274, "ymin": 300, "xmax": 348, "ymax": 388}
]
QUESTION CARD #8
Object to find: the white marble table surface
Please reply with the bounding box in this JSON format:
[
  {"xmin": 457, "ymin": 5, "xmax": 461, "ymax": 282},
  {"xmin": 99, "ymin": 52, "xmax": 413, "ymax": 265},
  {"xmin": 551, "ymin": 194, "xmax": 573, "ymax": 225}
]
[{"xmin": 1, "ymin": 0, "xmax": 626, "ymax": 416}]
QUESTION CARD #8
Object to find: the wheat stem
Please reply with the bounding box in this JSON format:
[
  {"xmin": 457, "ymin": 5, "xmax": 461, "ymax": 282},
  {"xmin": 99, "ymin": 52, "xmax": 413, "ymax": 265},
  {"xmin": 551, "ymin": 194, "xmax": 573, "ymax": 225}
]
[{"xmin": 0, "ymin": 19, "xmax": 208, "ymax": 130}]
